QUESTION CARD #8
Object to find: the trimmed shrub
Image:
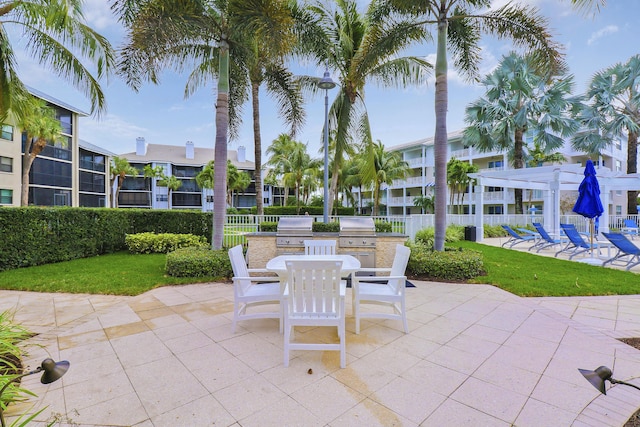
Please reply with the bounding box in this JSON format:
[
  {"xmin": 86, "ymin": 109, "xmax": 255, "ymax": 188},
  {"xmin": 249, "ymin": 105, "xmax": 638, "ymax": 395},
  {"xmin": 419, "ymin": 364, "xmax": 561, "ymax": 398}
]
[
  {"xmin": 407, "ymin": 242, "xmax": 485, "ymax": 281},
  {"xmin": 312, "ymin": 222, "xmax": 340, "ymax": 232},
  {"xmin": 483, "ymin": 224, "xmax": 508, "ymax": 238},
  {"xmin": 260, "ymin": 222, "xmax": 277, "ymax": 232},
  {"xmin": 165, "ymin": 247, "xmax": 232, "ymax": 278},
  {"xmin": 125, "ymin": 233, "xmax": 208, "ymax": 254},
  {"xmin": 374, "ymin": 220, "xmax": 393, "ymax": 233},
  {"xmin": 415, "ymin": 225, "xmax": 464, "ymax": 247}
]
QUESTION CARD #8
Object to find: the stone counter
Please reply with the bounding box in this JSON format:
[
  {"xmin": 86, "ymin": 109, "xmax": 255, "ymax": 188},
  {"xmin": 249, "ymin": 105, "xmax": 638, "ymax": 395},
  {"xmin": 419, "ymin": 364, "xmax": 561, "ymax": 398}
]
[{"xmin": 245, "ymin": 233, "xmax": 408, "ymax": 269}]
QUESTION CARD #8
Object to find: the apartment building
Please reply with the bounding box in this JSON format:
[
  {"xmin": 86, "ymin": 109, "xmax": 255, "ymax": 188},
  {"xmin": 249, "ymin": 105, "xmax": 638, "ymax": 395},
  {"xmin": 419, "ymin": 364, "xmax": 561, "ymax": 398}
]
[
  {"xmin": 117, "ymin": 138, "xmax": 262, "ymax": 211},
  {"xmin": 0, "ymin": 88, "xmax": 113, "ymax": 207},
  {"xmin": 353, "ymin": 129, "xmax": 629, "ymax": 217}
]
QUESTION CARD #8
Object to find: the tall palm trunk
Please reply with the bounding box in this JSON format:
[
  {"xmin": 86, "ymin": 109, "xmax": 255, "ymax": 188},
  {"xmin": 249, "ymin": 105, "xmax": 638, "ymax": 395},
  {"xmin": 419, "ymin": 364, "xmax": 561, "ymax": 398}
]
[
  {"xmin": 251, "ymin": 82, "xmax": 264, "ymax": 216},
  {"xmin": 628, "ymin": 131, "xmax": 638, "ymax": 214},
  {"xmin": 433, "ymin": 10, "xmax": 448, "ymax": 251},
  {"xmin": 213, "ymin": 44, "xmax": 229, "ymax": 250},
  {"xmin": 514, "ymin": 128, "xmax": 525, "ymax": 214}
]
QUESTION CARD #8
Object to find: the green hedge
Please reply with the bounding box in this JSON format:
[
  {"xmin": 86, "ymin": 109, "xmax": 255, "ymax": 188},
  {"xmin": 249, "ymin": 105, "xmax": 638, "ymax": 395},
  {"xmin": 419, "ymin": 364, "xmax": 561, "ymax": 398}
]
[
  {"xmin": 0, "ymin": 207, "xmax": 213, "ymax": 272},
  {"xmin": 165, "ymin": 247, "xmax": 232, "ymax": 278},
  {"xmin": 407, "ymin": 242, "xmax": 485, "ymax": 281},
  {"xmin": 125, "ymin": 233, "xmax": 208, "ymax": 254}
]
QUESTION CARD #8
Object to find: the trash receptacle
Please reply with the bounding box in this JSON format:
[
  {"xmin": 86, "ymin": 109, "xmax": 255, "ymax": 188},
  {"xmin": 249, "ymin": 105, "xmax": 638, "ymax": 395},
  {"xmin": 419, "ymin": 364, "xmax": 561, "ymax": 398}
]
[{"xmin": 464, "ymin": 226, "xmax": 477, "ymax": 242}]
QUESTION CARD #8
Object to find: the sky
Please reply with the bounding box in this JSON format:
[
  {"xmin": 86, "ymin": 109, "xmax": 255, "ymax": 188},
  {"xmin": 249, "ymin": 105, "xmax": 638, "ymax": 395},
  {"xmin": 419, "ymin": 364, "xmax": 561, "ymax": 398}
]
[{"xmin": 12, "ymin": 0, "xmax": 640, "ymax": 161}]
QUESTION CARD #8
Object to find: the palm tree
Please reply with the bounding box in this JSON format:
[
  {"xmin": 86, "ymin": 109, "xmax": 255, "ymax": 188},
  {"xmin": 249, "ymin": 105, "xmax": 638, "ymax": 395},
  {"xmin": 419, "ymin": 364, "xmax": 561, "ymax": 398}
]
[
  {"xmin": 463, "ymin": 52, "xmax": 579, "ymax": 214},
  {"xmin": 294, "ymin": 0, "xmax": 431, "ymax": 216},
  {"xmin": 572, "ymin": 55, "xmax": 640, "ymax": 214},
  {"xmin": 0, "ymin": 0, "xmax": 113, "ymax": 120},
  {"xmin": 265, "ymin": 133, "xmax": 298, "ymax": 206},
  {"xmin": 114, "ymin": 0, "xmax": 293, "ymax": 249},
  {"xmin": 240, "ymin": 35, "xmax": 304, "ymax": 217},
  {"xmin": 413, "ymin": 194, "xmax": 435, "ymax": 214},
  {"xmin": 366, "ymin": 140, "xmax": 409, "ymax": 216},
  {"xmin": 390, "ymin": 0, "xmax": 562, "ymax": 250},
  {"xmin": 226, "ymin": 162, "xmax": 251, "ymax": 208},
  {"xmin": 157, "ymin": 175, "xmax": 182, "ymax": 209},
  {"xmin": 446, "ymin": 157, "xmax": 478, "ymax": 214},
  {"xmin": 18, "ymin": 97, "xmax": 63, "ymax": 206},
  {"xmin": 110, "ymin": 157, "xmax": 138, "ymax": 208}
]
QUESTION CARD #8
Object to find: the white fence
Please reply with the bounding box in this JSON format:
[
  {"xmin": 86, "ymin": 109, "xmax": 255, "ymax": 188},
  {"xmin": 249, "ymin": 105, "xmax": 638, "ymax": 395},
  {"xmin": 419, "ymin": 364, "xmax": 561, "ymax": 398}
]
[{"xmin": 225, "ymin": 213, "xmax": 640, "ymax": 248}]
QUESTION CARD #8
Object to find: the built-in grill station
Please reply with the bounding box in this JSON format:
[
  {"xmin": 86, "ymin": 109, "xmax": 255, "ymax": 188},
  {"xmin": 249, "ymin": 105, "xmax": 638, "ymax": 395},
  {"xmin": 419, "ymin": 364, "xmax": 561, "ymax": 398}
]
[
  {"xmin": 338, "ymin": 217, "xmax": 376, "ymax": 270},
  {"xmin": 276, "ymin": 216, "xmax": 314, "ymax": 253}
]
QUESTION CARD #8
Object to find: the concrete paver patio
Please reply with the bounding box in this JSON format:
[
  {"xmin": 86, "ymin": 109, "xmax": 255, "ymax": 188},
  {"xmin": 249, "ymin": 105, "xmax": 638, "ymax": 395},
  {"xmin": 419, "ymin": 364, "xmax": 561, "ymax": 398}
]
[{"xmin": 2, "ymin": 274, "xmax": 640, "ymax": 426}]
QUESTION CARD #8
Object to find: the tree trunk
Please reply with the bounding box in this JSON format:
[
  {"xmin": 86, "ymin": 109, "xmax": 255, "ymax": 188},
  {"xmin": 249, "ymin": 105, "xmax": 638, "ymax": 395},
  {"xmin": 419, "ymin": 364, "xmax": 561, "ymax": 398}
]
[
  {"xmin": 21, "ymin": 154, "xmax": 35, "ymax": 206},
  {"xmin": 213, "ymin": 44, "xmax": 230, "ymax": 250},
  {"xmin": 433, "ymin": 12, "xmax": 448, "ymax": 251},
  {"xmin": 251, "ymin": 82, "xmax": 264, "ymax": 216},
  {"xmin": 514, "ymin": 128, "xmax": 525, "ymax": 214},
  {"xmin": 628, "ymin": 131, "xmax": 638, "ymax": 214}
]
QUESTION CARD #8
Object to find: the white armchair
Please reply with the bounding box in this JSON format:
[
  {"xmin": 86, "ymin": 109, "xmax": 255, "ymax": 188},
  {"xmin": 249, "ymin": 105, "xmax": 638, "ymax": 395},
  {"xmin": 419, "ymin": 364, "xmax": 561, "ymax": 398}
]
[
  {"xmin": 283, "ymin": 259, "xmax": 346, "ymax": 368},
  {"xmin": 352, "ymin": 244, "xmax": 411, "ymax": 334},
  {"xmin": 228, "ymin": 245, "xmax": 282, "ymax": 333}
]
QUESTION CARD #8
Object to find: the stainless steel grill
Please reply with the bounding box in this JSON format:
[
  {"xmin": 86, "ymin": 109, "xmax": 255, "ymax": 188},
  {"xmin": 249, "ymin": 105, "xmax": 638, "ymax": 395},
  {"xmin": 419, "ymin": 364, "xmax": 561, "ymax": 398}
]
[
  {"xmin": 339, "ymin": 217, "xmax": 376, "ymax": 248},
  {"xmin": 276, "ymin": 217, "xmax": 314, "ymax": 248}
]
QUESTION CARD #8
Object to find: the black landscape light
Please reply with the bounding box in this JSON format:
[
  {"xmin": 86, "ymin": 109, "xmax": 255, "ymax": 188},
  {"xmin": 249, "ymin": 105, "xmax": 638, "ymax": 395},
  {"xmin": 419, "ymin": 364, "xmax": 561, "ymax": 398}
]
[
  {"xmin": 0, "ymin": 358, "xmax": 70, "ymax": 427},
  {"xmin": 579, "ymin": 366, "xmax": 640, "ymax": 395}
]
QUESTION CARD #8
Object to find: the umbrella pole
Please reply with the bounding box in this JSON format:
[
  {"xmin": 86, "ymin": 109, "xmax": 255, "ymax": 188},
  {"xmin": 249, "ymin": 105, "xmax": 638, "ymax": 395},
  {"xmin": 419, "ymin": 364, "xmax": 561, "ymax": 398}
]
[{"xmin": 590, "ymin": 218, "xmax": 594, "ymax": 257}]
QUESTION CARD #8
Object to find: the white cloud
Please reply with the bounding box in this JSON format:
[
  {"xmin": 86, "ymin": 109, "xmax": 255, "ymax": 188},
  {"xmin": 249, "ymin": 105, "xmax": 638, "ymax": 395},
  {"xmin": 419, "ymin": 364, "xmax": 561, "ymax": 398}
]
[
  {"xmin": 587, "ymin": 25, "xmax": 619, "ymax": 45},
  {"xmin": 82, "ymin": 0, "xmax": 118, "ymax": 31},
  {"xmin": 80, "ymin": 114, "xmax": 149, "ymax": 153}
]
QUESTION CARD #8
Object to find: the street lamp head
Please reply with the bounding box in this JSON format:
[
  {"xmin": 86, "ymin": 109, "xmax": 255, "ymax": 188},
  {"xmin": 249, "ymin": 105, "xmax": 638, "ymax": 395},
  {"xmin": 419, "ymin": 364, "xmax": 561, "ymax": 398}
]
[{"xmin": 318, "ymin": 70, "xmax": 336, "ymax": 90}]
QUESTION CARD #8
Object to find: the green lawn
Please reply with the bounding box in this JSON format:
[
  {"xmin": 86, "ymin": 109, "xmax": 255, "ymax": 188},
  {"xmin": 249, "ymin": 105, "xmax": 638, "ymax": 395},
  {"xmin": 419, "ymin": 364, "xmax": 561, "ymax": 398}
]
[
  {"xmin": 0, "ymin": 243, "xmax": 638, "ymax": 298},
  {"xmin": 452, "ymin": 241, "xmax": 640, "ymax": 297},
  {"xmin": 0, "ymin": 252, "xmax": 223, "ymax": 296}
]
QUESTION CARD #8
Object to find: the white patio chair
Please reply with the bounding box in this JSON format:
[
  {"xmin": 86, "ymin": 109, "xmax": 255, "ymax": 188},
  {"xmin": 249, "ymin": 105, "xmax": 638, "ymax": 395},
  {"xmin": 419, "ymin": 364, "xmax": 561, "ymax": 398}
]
[
  {"xmin": 283, "ymin": 259, "xmax": 346, "ymax": 368},
  {"xmin": 228, "ymin": 245, "xmax": 282, "ymax": 333},
  {"xmin": 352, "ymin": 244, "xmax": 411, "ymax": 334},
  {"xmin": 303, "ymin": 239, "xmax": 336, "ymax": 255}
]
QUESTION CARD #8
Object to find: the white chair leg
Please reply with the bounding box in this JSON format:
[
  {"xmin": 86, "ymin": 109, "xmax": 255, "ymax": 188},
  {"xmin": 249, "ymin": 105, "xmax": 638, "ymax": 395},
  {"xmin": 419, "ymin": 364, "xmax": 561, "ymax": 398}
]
[
  {"xmin": 401, "ymin": 299, "xmax": 408, "ymax": 333},
  {"xmin": 284, "ymin": 322, "xmax": 291, "ymax": 367}
]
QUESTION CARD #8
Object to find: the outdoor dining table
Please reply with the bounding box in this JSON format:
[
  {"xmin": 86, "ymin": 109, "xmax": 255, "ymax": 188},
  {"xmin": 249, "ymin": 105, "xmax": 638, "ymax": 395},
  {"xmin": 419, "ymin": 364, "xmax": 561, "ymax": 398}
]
[{"xmin": 266, "ymin": 254, "xmax": 361, "ymax": 277}]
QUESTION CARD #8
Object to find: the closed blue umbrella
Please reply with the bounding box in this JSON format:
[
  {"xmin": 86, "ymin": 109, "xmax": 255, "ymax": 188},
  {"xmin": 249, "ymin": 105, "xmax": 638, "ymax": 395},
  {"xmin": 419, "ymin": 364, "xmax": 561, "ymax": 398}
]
[{"xmin": 573, "ymin": 159, "xmax": 604, "ymax": 258}]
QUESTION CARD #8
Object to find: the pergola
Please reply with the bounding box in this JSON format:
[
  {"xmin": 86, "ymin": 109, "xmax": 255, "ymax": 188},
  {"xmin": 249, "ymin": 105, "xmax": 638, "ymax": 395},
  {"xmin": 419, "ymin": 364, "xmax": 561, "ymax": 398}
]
[{"xmin": 469, "ymin": 164, "xmax": 640, "ymax": 240}]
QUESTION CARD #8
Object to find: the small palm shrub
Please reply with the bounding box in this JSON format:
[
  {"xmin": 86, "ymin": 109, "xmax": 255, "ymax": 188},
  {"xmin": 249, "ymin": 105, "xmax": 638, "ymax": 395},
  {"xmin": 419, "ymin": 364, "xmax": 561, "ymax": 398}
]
[
  {"xmin": 165, "ymin": 247, "xmax": 232, "ymax": 278},
  {"xmin": 125, "ymin": 233, "xmax": 208, "ymax": 254},
  {"xmin": 484, "ymin": 224, "xmax": 508, "ymax": 238},
  {"xmin": 0, "ymin": 311, "xmax": 33, "ymax": 414}
]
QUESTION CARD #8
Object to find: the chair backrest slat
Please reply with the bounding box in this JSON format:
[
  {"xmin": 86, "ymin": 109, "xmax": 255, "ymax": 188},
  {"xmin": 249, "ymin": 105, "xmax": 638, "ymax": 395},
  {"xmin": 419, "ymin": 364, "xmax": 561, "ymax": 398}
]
[
  {"xmin": 228, "ymin": 245, "xmax": 251, "ymax": 293},
  {"xmin": 603, "ymin": 232, "xmax": 640, "ymax": 254},
  {"xmin": 286, "ymin": 260, "xmax": 342, "ymax": 316},
  {"xmin": 304, "ymin": 240, "xmax": 337, "ymax": 255},
  {"xmin": 560, "ymin": 224, "xmax": 589, "ymax": 248},
  {"xmin": 389, "ymin": 245, "xmax": 411, "ymax": 292}
]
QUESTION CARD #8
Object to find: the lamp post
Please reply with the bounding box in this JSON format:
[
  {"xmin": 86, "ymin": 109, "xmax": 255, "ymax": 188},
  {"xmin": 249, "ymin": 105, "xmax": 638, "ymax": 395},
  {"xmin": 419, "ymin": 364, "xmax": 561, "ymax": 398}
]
[
  {"xmin": 318, "ymin": 68, "xmax": 336, "ymax": 224},
  {"xmin": 0, "ymin": 358, "xmax": 70, "ymax": 427}
]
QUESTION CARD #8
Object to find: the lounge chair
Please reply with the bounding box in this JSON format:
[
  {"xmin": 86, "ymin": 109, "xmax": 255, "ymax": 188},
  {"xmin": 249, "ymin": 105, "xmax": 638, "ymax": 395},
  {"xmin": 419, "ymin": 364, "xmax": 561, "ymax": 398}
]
[
  {"xmin": 602, "ymin": 232, "xmax": 640, "ymax": 270},
  {"xmin": 555, "ymin": 223, "xmax": 598, "ymax": 260},
  {"xmin": 530, "ymin": 223, "xmax": 562, "ymax": 253},
  {"xmin": 621, "ymin": 219, "xmax": 639, "ymax": 240},
  {"xmin": 501, "ymin": 225, "xmax": 537, "ymax": 248}
]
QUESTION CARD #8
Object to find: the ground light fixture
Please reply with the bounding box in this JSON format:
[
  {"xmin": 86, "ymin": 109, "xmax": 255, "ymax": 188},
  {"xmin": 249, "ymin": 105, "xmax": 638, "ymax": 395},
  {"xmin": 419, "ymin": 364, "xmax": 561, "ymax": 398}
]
[
  {"xmin": 578, "ymin": 366, "xmax": 640, "ymax": 395},
  {"xmin": 318, "ymin": 68, "xmax": 336, "ymax": 224},
  {"xmin": 0, "ymin": 358, "xmax": 70, "ymax": 427}
]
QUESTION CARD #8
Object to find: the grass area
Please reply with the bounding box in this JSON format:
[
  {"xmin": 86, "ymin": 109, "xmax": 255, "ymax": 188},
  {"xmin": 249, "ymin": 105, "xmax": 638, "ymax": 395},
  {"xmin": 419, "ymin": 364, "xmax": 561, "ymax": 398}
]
[
  {"xmin": 0, "ymin": 243, "xmax": 638, "ymax": 298},
  {"xmin": 451, "ymin": 241, "xmax": 640, "ymax": 297},
  {"xmin": 0, "ymin": 252, "xmax": 224, "ymax": 296}
]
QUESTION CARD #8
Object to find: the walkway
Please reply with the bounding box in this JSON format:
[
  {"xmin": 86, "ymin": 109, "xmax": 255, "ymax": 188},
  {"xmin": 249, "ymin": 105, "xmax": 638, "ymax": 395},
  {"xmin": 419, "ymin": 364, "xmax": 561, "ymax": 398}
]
[{"xmin": 2, "ymin": 278, "xmax": 640, "ymax": 426}]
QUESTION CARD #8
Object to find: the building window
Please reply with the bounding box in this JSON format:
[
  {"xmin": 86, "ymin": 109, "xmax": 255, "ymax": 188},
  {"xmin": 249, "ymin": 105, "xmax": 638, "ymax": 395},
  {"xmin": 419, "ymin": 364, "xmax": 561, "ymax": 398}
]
[
  {"xmin": 1, "ymin": 125, "xmax": 13, "ymax": 141},
  {"xmin": 488, "ymin": 160, "xmax": 504, "ymax": 169},
  {"xmin": 487, "ymin": 205, "xmax": 503, "ymax": 214},
  {"xmin": 616, "ymin": 205, "xmax": 622, "ymax": 215},
  {"xmin": 616, "ymin": 160, "xmax": 622, "ymax": 172},
  {"xmin": 616, "ymin": 190, "xmax": 622, "ymax": 196},
  {"xmin": 206, "ymin": 195, "xmax": 214, "ymax": 203},
  {"xmin": 0, "ymin": 189, "xmax": 12, "ymax": 204},
  {"xmin": 0, "ymin": 156, "xmax": 12, "ymax": 172},
  {"xmin": 156, "ymin": 194, "xmax": 168, "ymax": 202}
]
